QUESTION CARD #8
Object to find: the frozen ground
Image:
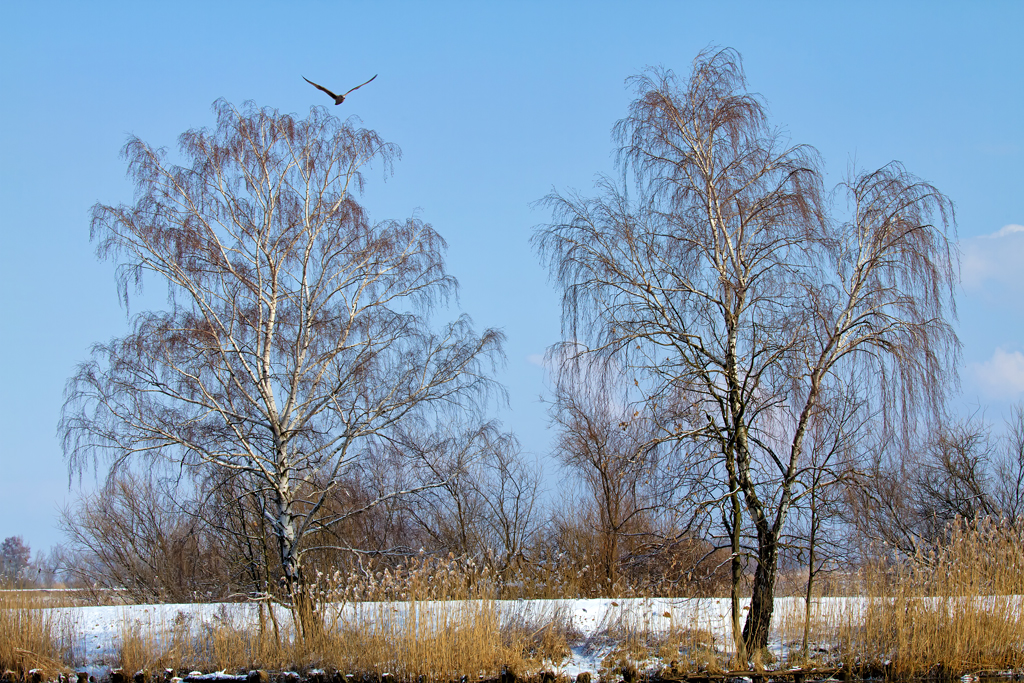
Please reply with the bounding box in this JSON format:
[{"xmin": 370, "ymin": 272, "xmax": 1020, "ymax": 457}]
[{"xmin": 44, "ymin": 596, "xmax": 868, "ymax": 678}]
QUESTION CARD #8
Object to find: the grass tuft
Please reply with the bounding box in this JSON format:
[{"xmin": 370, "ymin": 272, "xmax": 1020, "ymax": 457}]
[
  {"xmin": 835, "ymin": 518, "xmax": 1024, "ymax": 677},
  {"xmin": 4, "ymin": 522, "xmax": 1024, "ymax": 680},
  {"xmin": 0, "ymin": 587, "xmax": 69, "ymax": 680}
]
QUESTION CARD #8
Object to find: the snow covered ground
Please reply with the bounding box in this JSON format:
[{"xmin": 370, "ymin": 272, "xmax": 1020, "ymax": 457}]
[{"xmin": 44, "ymin": 597, "xmax": 866, "ymax": 678}]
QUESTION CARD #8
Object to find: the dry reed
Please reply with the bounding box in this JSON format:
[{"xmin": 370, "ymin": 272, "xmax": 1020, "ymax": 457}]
[
  {"xmin": 6, "ymin": 523, "xmax": 1023, "ymax": 681},
  {"xmin": 837, "ymin": 518, "xmax": 1024, "ymax": 678},
  {"xmin": 108, "ymin": 557, "xmax": 577, "ymax": 680},
  {"xmin": 0, "ymin": 587, "xmax": 69, "ymax": 679}
]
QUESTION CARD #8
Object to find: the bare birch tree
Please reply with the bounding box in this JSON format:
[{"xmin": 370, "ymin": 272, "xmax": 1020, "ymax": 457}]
[
  {"xmin": 400, "ymin": 422, "xmax": 497, "ymax": 558},
  {"xmin": 535, "ymin": 48, "xmax": 959, "ymax": 653},
  {"xmin": 61, "ymin": 101, "xmax": 504, "ymax": 636}
]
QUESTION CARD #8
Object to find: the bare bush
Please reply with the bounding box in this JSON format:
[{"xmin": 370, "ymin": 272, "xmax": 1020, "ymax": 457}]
[
  {"xmin": 848, "ymin": 405, "xmax": 1024, "ymax": 556},
  {"xmin": 60, "ymin": 471, "xmax": 232, "ymax": 602}
]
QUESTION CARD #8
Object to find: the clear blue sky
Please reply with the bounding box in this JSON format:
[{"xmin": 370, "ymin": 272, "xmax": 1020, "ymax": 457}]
[{"xmin": 2, "ymin": 1, "xmax": 1022, "ymax": 554}]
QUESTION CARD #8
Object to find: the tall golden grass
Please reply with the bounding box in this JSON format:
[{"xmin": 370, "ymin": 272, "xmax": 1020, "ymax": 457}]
[
  {"xmin": 0, "ymin": 587, "xmax": 69, "ymax": 679},
  {"xmin": 112, "ymin": 558, "xmax": 577, "ymax": 680},
  {"xmin": 4, "ymin": 523, "xmax": 1023, "ymax": 681},
  {"xmin": 114, "ymin": 601, "xmax": 534, "ymax": 680},
  {"xmin": 837, "ymin": 518, "xmax": 1024, "ymax": 678}
]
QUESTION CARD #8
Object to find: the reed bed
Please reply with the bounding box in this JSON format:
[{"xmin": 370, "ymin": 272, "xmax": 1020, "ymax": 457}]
[
  {"xmin": 109, "ymin": 558, "xmax": 577, "ymax": 679},
  {"xmin": 0, "ymin": 587, "xmax": 71, "ymax": 679},
  {"xmin": 579, "ymin": 600, "xmax": 730, "ymax": 677},
  {"xmin": 837, "ymin": 518, "xmax": 1024, "ymax": 678},
  {"xmin": 4, "ymin": 523, "xmax": 1024, "ymax": 681},
  {"xmin": 112, "ymin": 601, "xmax": 532, "ymax": 680}
]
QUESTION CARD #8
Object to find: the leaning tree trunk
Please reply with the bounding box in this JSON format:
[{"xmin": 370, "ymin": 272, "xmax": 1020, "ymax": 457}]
[
  {"xmin": 802, "ymin": 485, "xmax": 820, "ymax": 656},
  {"xmin": 725, "ymin": 322, "xmax": 749, "ymax": 664},
  {"xmin": 726, "ymin": 468, "xmax": 747, "ymax": 664},
  {"xmin": 742, "ymin": 531, "xmax": 779, "ymax": 653},
  {"xmin": 801, "ymin": 542, "xmax": 816, "ymax": 656}
]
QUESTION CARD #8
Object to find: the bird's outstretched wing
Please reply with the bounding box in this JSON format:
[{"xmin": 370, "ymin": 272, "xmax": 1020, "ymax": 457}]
[
  {"xmin": 342, "ymin": 74, "xmax": 378, "ymax": 97},
  {"xmin": 303, "ymin": 76, "xmax": 338, "ymax": 99}
]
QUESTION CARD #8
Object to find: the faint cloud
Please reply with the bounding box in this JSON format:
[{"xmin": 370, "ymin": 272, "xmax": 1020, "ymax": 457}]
[
  {"xmin": 970, "ymin": 348, "xmax": 1024, "ymax": 399},
  {"xmin": 980, "ymin": 224, "xmax": 1024, "ymax": 239},
  {"xmin": 960, "ymin": 224, "xmax": 1024, "ymax": 293},
  {"xmin": 525, "ymin": 344, "xmax": 624, "ymax": 385}
]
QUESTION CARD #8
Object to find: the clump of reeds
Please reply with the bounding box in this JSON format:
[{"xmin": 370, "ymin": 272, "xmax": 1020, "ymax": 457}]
[
  {"xmin": 94, "ymin": 519, "xmax": 1023, "ymax": 681},
  {"xmin": 766, "ymin": 596, "xmax": 845, "ymax": 668},
  {"xmin": 112, "ymin": 555, "xmax": 581, "ymax": 680},
  {"xmin": 839, "ymin": 517, "xmax": 1024, "ymax": 678},
  {"xmin": 0, "ymin": 585, "xmax": 69, "ymax": 678},
  {"xmin": 568, "ymin": 601, "xmax": 732, "ymax": 678},
  {"xmin": 116, "ymin": 604, "xmax": 298, "ymax": 674}
]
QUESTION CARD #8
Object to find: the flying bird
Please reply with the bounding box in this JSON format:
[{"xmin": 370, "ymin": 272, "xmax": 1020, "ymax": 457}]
[{"xmin": 302, "ymin": 74, "xmax": 378, "ymax": 105}]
